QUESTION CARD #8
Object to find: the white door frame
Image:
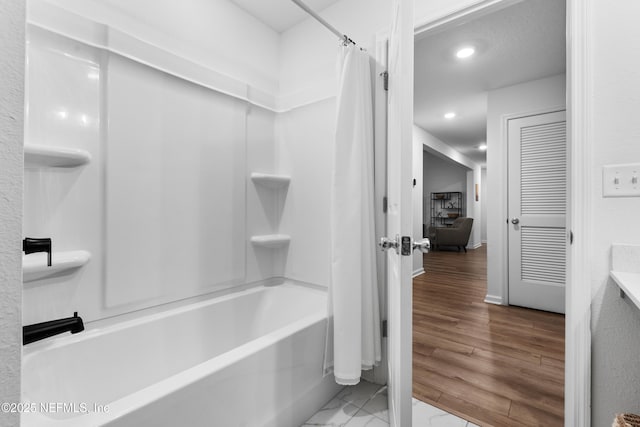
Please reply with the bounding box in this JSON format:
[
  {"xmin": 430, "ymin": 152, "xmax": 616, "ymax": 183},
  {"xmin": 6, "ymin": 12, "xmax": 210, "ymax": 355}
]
[{"xmin": 377, "ymin": 0, "xmax": 592, "ymax": 425}]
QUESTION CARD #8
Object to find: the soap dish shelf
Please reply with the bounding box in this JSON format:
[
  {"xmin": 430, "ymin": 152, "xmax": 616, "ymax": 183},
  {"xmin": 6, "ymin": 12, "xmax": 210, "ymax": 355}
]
[
  {"xmin": 250, "ymin": 235, "xmax": 291, "ymax": 248},
  {"xmin": 23, "ymin": 250, "xmax": 91, "ymax": 283},
  {"xmin": 24, "ymin": 144, "xmax": 91, "ymax": 168},
  {"xmin": 250, "ymin": 173, "xmax": 291, "ymax": 189}
]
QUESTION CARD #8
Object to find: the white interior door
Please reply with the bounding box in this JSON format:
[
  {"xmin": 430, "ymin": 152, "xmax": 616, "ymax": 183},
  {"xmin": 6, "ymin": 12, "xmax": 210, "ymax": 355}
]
[
  {"xmin": 386, "ymin": 0, "xmax": 414, "ymax": 425},
  {"xmin": 508, "ymin": 110, "xmax": 567, "ymax": 314}
]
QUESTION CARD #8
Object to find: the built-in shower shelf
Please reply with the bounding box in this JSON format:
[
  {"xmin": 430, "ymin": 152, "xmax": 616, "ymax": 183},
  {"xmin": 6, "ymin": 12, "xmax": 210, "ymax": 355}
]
[
  {"xmin": 250, "ymin": 173, "xmax": 291, "ymax": 189},
  {"xmin": 23, "ymin": 250, "xmax": 91, "ymax": 283},
  {"xmin": 250, "ymin": 234, "xmax": 291, "ymax": 248},
  {"xmin": 24, "ymin": 144, "xmax": 91, "ymax": 168},
  {"xmin": 611, "ymin": 271, "xmax": 640, "ymax": 310}
]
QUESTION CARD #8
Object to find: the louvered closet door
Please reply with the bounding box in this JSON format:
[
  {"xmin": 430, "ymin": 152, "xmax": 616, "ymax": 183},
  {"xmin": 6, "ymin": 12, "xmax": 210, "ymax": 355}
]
[{"xmin": 508, "ymin": 110, "xmax": 566, "ymax": 314}]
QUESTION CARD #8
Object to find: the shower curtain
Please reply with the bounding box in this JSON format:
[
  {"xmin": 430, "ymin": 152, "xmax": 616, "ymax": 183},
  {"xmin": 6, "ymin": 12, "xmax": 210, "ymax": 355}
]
[{"xmin": 325, "ymin": 44, "xmax": 381, "ymax": 385}]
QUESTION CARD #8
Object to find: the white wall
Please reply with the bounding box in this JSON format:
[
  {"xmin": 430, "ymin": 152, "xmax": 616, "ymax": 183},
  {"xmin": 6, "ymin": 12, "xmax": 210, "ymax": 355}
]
[
  {"xmin": 414, "ymin": 125, "xmax": 482, "ymax": 254},
  {"xmin": 423, "ymin": 152, "xmax": 467, "ymax": 197},
  {"xmin": 277, "ymin": 0, "xmax": 391, "ymax": 288},
  {"xmin": 481, "ymin": 167, "xmax": 487, "ymax": 242},
  {"xmin": 590, "ymin": 1, "xmax": 640, "ymax": 424},
  {"xmin": 423, "ymin": 151, "xmax": 468, "ymax": 213},
  {"xmin": 485, "ymin": 73, "xmax": 566, "ymax": 303},
  {"xmin": 279, "ymin": 0, "xmax": 390, "ymax": 109},
  {"xmin": 466, "ymin": 167, "xmax": 482, "ymax": 248},
  {"xmin": 276, "ymin": 98, "xmax": 335, "ymax": 285},
  {"xmin": 0, "ymin": 0, "xmax": 24, "ymax": 424}
]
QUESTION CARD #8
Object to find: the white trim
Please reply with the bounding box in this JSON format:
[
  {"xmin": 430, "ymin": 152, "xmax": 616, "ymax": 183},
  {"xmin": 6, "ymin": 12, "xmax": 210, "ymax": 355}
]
[
  {"xmin": 484, "ymin": 294, "xmax": 504, "ymax": 305},
  {"xmin": 27, "ymin": 22, "xmax": 275, "ymax": 112},
  {"xmin": 467, "ymin": 242, "xmax": 482, "ymax": 250},
  {"xmin": 412, "ymin": 268, "xmax": 425, "ymax": 278},
  {"xmin": 277, "ymin": 79, "xmax": 336, "ymax": 112},
  {"xmin": 414, "ymin": 0, "xmax": 524, "ymax": 39},
  {"xmin": 410, "ymin": 1, "xmax": 591, "ymax": 425},
  {"xmin": 565, "ymin": 0, "xmax": 592, "ymax": 425},
  {"xmin": 415, "ymin": 125, "xmax": 480, "ymax": 171},
  {"xmin": 481, "ymin": 239, "xmax": 488, "ymax": 244},
  {"xmin": 370, "ymin": 36, "xmax": 390, "ymax": 388}
]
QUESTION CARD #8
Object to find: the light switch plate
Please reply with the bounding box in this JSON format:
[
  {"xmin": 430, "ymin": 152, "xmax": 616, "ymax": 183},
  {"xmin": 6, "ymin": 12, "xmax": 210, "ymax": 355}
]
[{"xmin": 603, "ymin": 163, "xmax": 640, "ymax": 197}]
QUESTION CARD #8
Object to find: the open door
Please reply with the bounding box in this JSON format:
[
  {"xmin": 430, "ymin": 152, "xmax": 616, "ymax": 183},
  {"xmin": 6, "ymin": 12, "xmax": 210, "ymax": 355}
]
[{"xmin": 384, "ymin": 0, "xmax": 414, "ymax": 425}]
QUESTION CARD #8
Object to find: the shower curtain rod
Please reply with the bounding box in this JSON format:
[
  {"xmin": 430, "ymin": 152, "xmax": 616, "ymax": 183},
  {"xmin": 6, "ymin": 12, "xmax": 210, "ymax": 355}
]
[{"xmin": 290, "ymin": 0, "xmax": 357, "ymax": 46}]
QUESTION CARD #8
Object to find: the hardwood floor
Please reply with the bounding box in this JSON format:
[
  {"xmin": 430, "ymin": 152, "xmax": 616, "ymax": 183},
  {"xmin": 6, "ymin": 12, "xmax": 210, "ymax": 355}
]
[{"xmin": 412, "ymin": 245, "xmax": 565, "ymax": 427}]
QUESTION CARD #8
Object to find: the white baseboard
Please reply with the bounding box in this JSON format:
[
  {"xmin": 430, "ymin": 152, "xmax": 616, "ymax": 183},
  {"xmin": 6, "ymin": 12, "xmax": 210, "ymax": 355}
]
[
  {"xmin": 481, "ymin": 239, "xmax": 487, "ymax": 244},
  {"xmin": 467, "ymin": 242, "xmax": 482, "ymax": 250},
  {"xmin": 484, "ymin": 294, "xmax": 504, "ymax": 305},
  {"xmin": 412, "ymin": 268, "xmax": 425, "ymax": 278}
]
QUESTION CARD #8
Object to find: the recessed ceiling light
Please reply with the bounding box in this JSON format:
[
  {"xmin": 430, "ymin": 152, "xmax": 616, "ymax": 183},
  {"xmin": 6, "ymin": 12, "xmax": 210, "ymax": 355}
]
[
  {"xmin": 456, "ymin": 46, "xmax": 476, "ymax": 59},
  {"xmin": 444, "ymin": 112, "xmax": 456, "ymax": 119},
  {"xmin": 478, "ymin": 144, "xmax": 487, "ymax": 151}
]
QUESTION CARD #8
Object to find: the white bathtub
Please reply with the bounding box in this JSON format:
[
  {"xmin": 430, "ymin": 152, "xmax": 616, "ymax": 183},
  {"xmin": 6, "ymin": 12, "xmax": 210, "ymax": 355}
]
[{"xmin": 22, "ymin": 282, "xmax": 341, "ymax": 427}]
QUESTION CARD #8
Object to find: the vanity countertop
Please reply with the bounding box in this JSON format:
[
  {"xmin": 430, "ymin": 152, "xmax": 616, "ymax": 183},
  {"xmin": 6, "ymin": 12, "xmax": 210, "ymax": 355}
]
[
  {"xmin": 610, "ymin": 271, "xmax": 640, "ymax": 309},
  {"xmin": 611, "ymin": 244, "xmax": 640, "ymax": 310}
]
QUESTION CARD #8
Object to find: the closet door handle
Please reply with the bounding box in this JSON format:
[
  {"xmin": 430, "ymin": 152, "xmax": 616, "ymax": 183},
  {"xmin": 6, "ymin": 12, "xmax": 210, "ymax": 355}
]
[{"xmin": 511, "ymin": 218, "xmax": 520, "ymax": 225}]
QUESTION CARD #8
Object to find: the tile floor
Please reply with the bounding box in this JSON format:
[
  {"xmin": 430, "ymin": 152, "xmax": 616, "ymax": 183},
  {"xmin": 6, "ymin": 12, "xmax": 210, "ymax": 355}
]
[{"xmin": 301, "ymin": 381, "xmax": 479, "ymax": 426}]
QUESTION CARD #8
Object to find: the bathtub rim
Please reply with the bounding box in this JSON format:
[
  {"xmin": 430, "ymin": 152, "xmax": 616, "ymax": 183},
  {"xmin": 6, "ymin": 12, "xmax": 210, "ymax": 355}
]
[
  {"xmin": 22, "ymin": 279, "xmax": 328, "ymax": 426},
  {"xmin": 22, "ymin": 277, "xmax": 326, "ymax": 353},
  {"xmin": 24, "ymin": 311, "xmax": 327, "ymax": 426}
]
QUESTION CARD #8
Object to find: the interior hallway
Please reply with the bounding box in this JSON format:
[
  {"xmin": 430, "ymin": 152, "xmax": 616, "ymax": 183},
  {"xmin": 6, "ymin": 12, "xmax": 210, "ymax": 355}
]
[{"xmin": 413, "ymin": 245, "xmax": 565, "ymax": 426}]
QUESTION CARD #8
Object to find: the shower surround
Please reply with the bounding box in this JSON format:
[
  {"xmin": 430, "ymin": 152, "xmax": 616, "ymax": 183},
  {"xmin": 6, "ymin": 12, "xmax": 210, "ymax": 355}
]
[{"xmin": 23, "ymin": 1, "xmax": 342, "ymax": 425}]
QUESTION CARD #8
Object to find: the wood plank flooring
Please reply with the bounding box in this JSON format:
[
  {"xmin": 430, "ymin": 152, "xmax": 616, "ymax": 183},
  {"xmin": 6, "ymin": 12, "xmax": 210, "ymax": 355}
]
[{"xmin": 412, "ymin": 245, "xmax": 565, "ymax": 427}]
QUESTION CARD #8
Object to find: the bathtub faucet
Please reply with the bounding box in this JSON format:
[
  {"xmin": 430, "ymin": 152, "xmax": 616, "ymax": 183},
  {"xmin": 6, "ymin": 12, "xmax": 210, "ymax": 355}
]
[
  {"xmin": 23, "ymin": 237, "xmax": 52, "ymax": 266},
  {"xmin": 23, "ymin": 312, "xmax": 84, "ymax": 345}
]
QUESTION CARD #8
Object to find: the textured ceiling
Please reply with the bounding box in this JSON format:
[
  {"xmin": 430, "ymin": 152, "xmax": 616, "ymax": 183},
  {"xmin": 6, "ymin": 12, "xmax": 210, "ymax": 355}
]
[
  {"xmin": 414, "ymin": 0, "xmax": 566, "ymax": 165},
  {"xmin": 229, "ymin": 0, "xmax": 341, "ymax": 33}
]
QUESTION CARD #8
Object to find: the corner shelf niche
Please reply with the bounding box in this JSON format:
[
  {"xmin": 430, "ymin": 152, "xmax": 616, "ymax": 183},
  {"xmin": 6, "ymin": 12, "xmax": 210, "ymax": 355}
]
[
  {"xmin": 250, "ymin": 171, "xmax": 291, "ymax": 249},
  {"xmin": 250, "ymin": 234, "xmax": 291, "ymax": 248},
  {"xmin": 24, "ymin": 144, "xmax": 91, "ymax": 168},
  {"xmin": 250, "ymin": 173, "xmax": 291, "ymax": 189},
  {"xmin": 23, "ymin": 250, "xmax": 91, "ymax": 283}
]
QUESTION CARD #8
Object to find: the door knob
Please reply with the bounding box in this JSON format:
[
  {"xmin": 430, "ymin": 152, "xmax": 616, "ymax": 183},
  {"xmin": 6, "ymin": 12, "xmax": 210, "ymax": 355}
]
[
  {"xmin": 511, "ymin": 218, "xmax": 520, "ymax": 225},
  {"xmin": 413, "ymin": 238, "xmax": 430, "ymax": 253},
  {"xmin": 379, "ymin": 236, "xmax": 399, "ymax": 253}
]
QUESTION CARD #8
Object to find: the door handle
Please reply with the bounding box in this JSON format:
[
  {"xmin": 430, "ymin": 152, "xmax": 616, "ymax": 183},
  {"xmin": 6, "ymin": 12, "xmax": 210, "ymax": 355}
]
[
  {"xmin": 511, "ymin": 218, "xmax": 520, "ymax": 225},
  {"xmin": 413, "ymin": 238, "xmax": 430, "ymax": 253},
  {"xmin": 379, "ymin": 236, "xmax": 399, "ymax": 254}
]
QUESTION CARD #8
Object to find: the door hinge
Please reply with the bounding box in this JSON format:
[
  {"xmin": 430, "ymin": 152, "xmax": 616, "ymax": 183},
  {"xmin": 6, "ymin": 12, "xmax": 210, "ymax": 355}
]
[
  {"xmin": 382, "ymin": 196, "xmax": 388, "ymax": 213},
  {"xmin": 382, "ymin": 320, "xmax": 387, "ymax": 338},
  {"xmin": 380, "ymin": 71, "xmax": 388, "ymax": 91},
  {"xmin": 570, "ymin": 230, "xmax": 574, "ymax": 244}
]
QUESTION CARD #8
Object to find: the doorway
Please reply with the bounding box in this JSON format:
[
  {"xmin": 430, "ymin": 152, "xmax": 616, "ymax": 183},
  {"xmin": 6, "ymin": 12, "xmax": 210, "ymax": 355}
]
[{"xmin": 412, "ymin": 0, "xmax": 567, "ymax": 424}]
